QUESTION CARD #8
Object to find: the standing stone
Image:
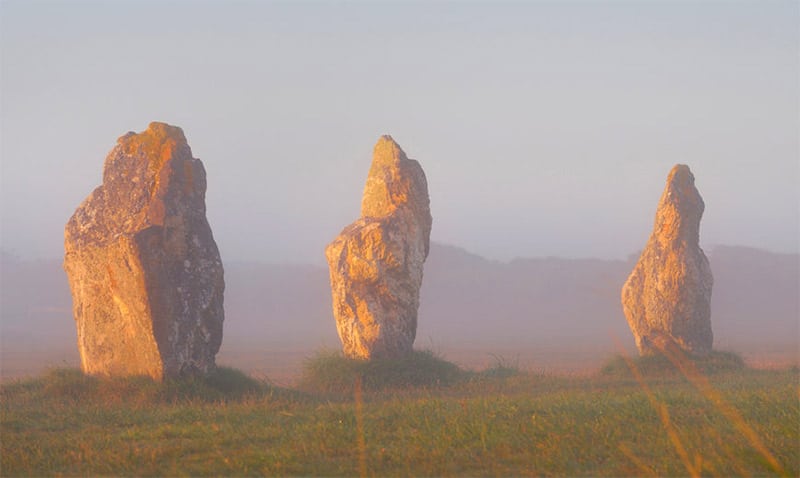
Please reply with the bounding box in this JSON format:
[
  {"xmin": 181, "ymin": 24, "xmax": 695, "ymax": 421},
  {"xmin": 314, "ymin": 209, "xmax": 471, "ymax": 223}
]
[
  {"xmin": 621, "ymin": 164, "xmax": 713, "ymax": 356},
  {"xmin": 64, "ymin": 122, "xmax": 224, "ymax": 379},
  {"xmin": 325, "ymin": 136, "xmax": 432, "ymax": 359}
]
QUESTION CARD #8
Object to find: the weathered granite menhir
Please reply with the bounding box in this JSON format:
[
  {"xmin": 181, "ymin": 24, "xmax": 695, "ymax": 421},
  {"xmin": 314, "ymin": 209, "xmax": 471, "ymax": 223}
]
[
  {"xmin": 621, "ymin": 164, "xmax": 713, "ymax": 356},
  {"xmin": 64, "ymin": 122, "xmax": 224, "ymax": 380},
  {"xmin": 325, "ymin": 136, "xmax": 432, "ymax": 359}
]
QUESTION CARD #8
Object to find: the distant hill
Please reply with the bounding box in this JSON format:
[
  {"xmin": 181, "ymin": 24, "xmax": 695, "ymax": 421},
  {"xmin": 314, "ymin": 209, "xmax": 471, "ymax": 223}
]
[
  {"xmin": 1, "ymin": 244, "xmax": 797, "ymax": 380},
  {"xmin": 419, "ymin": 244, "xmax": 632, "ymax": 345},
  {"xmin": 418, "ymin": 243, "xmax": 798, "ymax": 370},
  {"xmin": 706, "ymin": 245, "xmax": 799, "ymax": 354}
]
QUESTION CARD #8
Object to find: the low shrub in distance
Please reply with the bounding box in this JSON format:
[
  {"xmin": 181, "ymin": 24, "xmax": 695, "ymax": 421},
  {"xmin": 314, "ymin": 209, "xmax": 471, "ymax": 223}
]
[{"xmin": 476, "ymin": 354, "xmax": 522, "ymax": 379}]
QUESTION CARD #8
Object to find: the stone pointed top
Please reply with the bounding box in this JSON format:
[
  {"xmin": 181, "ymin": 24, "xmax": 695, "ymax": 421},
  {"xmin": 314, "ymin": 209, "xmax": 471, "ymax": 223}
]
[
  {"xmin": 114, "ymin": 122, "xmax": 189, "ymax": 169},
  {"xmin": 654, "ymin": 164, "xmax": 705, "ymax": 245},
  {"xmin": 120, "ymin": 121, "xmax": 186, "ymax": 142},
  {"xmin": 361, "ymin": 135, "xmax": 428, "ymax": 219},
  {"xmin": 667, "ymin": 163, "xmax": 692, "ymax": 181},
  {"xmin": 103, "ymin": 121, "xmax": 192, "ymax": 184},
  {"xmin": 664, "ymin": 164, "xmax": 698, "ymax": 199},
  {"xmin": 371, "ymin": 135, "xmax": 408, "ymax": 166}
]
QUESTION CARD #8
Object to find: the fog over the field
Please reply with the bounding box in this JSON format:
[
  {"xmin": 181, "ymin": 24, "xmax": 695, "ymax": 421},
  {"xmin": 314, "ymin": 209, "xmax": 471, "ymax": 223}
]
[{"xmin": 1, "ymin": 1, "xmax": 797, "ymax": 264}]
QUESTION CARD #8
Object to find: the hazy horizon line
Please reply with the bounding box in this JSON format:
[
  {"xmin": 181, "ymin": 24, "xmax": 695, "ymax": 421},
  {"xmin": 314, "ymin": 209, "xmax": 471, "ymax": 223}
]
[{"xmin": 2, "ymin": 240, "xmax": 797, "ymax": 267}]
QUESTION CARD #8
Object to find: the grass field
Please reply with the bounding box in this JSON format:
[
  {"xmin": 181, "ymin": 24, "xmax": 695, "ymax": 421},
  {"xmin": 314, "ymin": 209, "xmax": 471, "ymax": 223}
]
[{"xmin": 1, "ymin": 351, "xmax": 797, "ymax": 477}]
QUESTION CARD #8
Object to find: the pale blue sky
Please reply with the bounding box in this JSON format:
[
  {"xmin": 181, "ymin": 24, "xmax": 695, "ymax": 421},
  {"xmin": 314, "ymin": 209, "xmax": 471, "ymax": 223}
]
[{"xmin": 1, "ymin": 0, "xmax": 797, "ymax": 263}]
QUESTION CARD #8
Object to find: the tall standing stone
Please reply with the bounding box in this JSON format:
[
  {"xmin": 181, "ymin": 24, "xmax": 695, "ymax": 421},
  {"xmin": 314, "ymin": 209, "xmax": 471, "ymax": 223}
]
[
  {"xmin": 325, "ymin": 136, "xmax": 432, "ymax": 359},
  {"xmin": 64, "ymin": 122, "xmax": 225, "ymax": 379},
  {"xmin": 621, "ymin": 164, "xmax": 713, "ymax": 356}
]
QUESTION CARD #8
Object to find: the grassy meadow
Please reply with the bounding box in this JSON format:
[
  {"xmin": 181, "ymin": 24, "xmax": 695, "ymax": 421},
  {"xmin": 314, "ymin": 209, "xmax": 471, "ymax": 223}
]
[{"xmin": 1, "ymin": 350, "xmax": 797, "ymax": 477}]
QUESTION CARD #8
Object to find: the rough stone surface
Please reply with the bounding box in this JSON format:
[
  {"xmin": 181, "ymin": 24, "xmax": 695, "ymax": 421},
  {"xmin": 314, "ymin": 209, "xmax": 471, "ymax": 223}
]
[
  {"xmin": 621, "ymin": 164, "xmax": 713, "ymax": 356},
  {"xmin": 64, "ymin": 122, "xmax": 224, "ymax": 380},
  {"xmin": 325, "ymin": 136, "xmax": 432, "ymax": 359}
]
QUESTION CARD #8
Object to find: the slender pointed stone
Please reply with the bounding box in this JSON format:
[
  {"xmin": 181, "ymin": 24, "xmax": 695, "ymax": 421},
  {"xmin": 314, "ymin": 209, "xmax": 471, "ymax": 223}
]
[
  {"xmin": 325, "ymin": 136, "xmax": 432, "ymax": 359},
  {"xmin": 64, "ymin": 122, "xmax": 225, "ymax": 379},
  {"xmin": 621, "ymin": 164, "xmax": 713, "ymax": 356}
]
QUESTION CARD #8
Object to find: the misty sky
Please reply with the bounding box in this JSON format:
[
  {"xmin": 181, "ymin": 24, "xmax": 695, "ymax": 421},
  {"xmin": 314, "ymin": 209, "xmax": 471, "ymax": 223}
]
[{"xmin": 1, "ymin": 1, "xmax": 798, "ymax": 264}]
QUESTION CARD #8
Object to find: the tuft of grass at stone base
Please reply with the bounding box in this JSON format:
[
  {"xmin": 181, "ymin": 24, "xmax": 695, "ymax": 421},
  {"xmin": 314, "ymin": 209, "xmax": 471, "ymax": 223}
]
[
  {"xmin": 299, "ymin": 349, "xmax": 465, "ymax": 395},
  {"xmin": 5, "ymin": 366, "xmax": 276, "ymax": 406},
  {"xmin": 600, "ymin": 350, "xmax": 747, "ymax": 377}
]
